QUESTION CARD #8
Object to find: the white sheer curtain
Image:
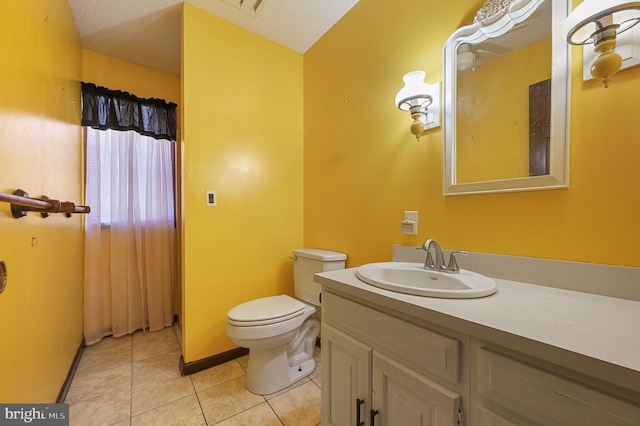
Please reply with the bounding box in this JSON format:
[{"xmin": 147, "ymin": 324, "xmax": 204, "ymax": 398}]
[{"xmin": 84, "ymin": 127, "xmax": 177, "ymax": 345}]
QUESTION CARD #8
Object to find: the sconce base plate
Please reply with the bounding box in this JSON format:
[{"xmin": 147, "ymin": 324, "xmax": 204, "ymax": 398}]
[{"xmin": 423, "ymin": 82, "xmax": 440, "ymax": 131}]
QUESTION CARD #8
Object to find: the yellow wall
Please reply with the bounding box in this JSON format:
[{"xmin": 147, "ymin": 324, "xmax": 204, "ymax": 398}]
[
  {"xmin": 181, "ymin": 4, "xmax": 303, "ymax": 362},
  {"xmin": 457, "ymin": 38, "xmax": 551, "ymax": 183},
  {"xmin": 82, "ymin": 49, "xmax": 180, "ymax": 104},
  {"xmin": 4, "ymin": 0, "xmax": 638, "ymax": 377},
  {"xmin": 0, "ymin": 0, "xmax": 83, "ymax": 402},
  {"xmin": 303, "ymin": 0, "xmax": 640, "ymax": 269}
]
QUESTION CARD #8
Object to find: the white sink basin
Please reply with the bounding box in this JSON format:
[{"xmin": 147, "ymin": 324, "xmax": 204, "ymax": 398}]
[{"xmin": 355, "ymin": 262, "xmax": 497, "ymax": 299}]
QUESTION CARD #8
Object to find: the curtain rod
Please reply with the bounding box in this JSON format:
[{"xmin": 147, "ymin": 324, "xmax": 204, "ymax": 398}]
[{"xmin": 0, "ymin": 189, "xmax": 90, "ymax": 218}]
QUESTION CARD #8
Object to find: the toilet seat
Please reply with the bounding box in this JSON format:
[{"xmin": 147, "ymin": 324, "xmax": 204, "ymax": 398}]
[{"xmin": 227, "ymin": 295, "xmax": 305, "ymax": 327}]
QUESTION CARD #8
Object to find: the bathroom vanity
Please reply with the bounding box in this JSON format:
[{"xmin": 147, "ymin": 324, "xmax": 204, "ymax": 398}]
[{"xmin": 317, "ymin": 258, "xmax": 640, "ymax": 425}]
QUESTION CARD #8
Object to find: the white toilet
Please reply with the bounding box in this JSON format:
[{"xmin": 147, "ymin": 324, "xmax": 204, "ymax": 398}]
[{"xmin": 226, "ymin": 248, "xmax": 346, "ymax": 395}]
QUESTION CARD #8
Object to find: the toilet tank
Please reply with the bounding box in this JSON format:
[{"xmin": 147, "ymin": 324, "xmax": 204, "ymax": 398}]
[{"xmin": 293, "ymin": 249, "xmax": 346, "ymax": 306}]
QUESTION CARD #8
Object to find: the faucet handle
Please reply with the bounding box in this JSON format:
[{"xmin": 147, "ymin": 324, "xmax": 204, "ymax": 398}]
[{"xmin": 446, "ymin": 251, "xmax": 468, "ymax": 273}]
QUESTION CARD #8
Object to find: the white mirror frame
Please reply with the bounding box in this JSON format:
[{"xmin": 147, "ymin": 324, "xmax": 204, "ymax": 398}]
[{"xmin": 443, "ymin": 0, "xmax": 570, "ymax": 195}]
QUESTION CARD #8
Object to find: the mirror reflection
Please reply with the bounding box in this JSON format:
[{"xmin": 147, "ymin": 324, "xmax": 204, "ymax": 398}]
[{"xmin": 443, "ymin": 0, "xmax": 570, "ymax": 195}]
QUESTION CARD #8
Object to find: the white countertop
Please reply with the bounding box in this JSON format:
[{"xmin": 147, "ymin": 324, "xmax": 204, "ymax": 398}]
[{"xmin": 316, "ymin": 267, "xmax": 640, "ymax": 375}]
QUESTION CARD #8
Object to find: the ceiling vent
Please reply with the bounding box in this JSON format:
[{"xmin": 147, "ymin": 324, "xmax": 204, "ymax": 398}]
[{"xmin": 221, "ymin": 0, "xmax": 268, "ymax": 15}]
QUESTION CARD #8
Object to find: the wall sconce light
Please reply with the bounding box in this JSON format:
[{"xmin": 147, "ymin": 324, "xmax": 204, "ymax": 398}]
[
  {"xmin": 562, "ymin": 0, "xmax": 640, "ymax": 88},
  {"xmin": 395, "ymin": 71, "xmax": 440, "ymax": 140}
]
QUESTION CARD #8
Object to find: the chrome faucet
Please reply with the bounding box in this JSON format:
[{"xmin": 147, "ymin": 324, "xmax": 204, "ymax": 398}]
[
  {"xmin": 420, "ymin": 239, "xmax": 468, "ymax": 273},
  {"xmin": 421, "ymin": 239, "xmax": 445, "ymax": 271}
]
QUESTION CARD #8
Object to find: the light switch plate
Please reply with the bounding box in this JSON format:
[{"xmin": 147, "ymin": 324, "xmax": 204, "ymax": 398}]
[{"xmin": 206, "ymin": 190, "xmax": 217, "ymax": 207}]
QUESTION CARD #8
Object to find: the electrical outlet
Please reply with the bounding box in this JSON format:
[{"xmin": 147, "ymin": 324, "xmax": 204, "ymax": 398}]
[{"xmin": 402, "ymin": 211, "xmax": 418, "ymax": 235}]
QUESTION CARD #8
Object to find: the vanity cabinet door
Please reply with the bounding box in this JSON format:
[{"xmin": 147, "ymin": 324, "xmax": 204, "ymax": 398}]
[
  {"xmin": 321, "ymin": 324, "xmax": 372, "ymax": 426},
  {"xmin": 372, "ymin": 352, "xmax": 462, "ymax": 426},
  {"xmin": 475, "ymin": 406, "xmax": 520, "ymax": 426},
  {"xmin": 472, "ymin": 342, "xmax": 640, "ymax": 426}
]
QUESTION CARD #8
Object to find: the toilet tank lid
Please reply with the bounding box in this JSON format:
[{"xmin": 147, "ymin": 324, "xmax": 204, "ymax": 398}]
[{"xmin": 293, "ymin": 249, "xmax": 347, "ymax": 261}]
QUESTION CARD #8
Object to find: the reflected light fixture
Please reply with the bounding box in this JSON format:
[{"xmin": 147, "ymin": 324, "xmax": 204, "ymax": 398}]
[
  {"xmin": 562, "ymin": 0, "xmax": 640, "ymax": 88},
  {"xmin": 395, "ymin": 71, "xmax": 436, "ymax": 140},
  {"xmin": 457, "ymin": 44, "xmax": 475, "ymax": 72}
]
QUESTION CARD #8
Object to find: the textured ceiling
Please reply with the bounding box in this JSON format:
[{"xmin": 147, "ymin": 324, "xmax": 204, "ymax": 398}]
[{"xmin": 68, "ymin": 0, "xmax": 360, "ymax": 75}]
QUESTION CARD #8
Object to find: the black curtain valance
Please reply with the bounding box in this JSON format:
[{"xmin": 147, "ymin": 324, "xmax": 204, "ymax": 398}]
[{"xmin": 81, "ymin": 82, "xmax": 177, "ymax": 141}]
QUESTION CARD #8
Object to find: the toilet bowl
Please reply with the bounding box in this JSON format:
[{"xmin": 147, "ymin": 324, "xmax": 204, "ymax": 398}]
[
  {"xmin": 227, "ymin": 295, "xmax": 319, "ymax": 394},
  {"xmin": 226, "ymin": 248, "xmax": 346, "ymax": 395}
]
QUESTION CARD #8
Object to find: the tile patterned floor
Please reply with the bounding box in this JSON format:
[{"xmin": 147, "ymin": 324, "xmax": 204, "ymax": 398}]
[{"xmin": 65, "ymin": 324, "xmax": 322, "ymax": 425}]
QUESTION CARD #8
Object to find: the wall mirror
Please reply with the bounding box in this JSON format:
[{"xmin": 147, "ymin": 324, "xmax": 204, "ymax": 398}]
[{"xmin": 443, "ymin": 0, "xmax": 570, "ymax": 195}]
